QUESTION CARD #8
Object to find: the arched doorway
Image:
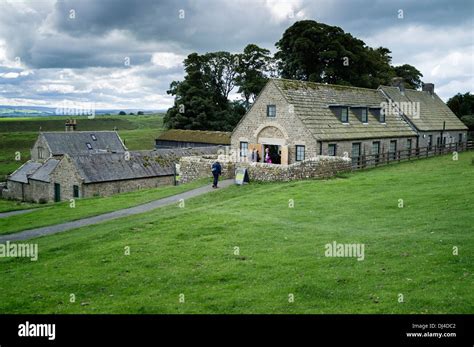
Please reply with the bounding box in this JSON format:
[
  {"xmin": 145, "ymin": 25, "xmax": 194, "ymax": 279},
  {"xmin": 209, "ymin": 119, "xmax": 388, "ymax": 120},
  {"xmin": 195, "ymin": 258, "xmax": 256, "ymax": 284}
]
[{"xmin": 251, "ymin": 125, "xmax": 288, "ymax": 165}]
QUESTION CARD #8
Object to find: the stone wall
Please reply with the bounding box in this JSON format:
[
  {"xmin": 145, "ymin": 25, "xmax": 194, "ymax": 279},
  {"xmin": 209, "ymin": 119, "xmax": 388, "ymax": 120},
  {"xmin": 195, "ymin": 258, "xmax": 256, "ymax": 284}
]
[
  {"xmin": 83, "ymin": 175, "xmax": 174, "ymax": 198},
  {"xmin": 319, "ymin": 137, "xmax": 417, "ymax": 157},
  {"xmin": 2, "ymin": 180, "xmax": 25, "ymax": 201},
  {"xmin": 50, "ymin": 154, "xmax": 84, "ymax": 202},
  {"xmin": 178, "ymin": 155, "xmax": 351, "ymax": 183},
  {"xmin": 417, "ymin": 130, "xmax": 467, "ymax": 148},
  {"xmin": 178, "ymin": 155, "xmax": 235, "ymax": 184}
]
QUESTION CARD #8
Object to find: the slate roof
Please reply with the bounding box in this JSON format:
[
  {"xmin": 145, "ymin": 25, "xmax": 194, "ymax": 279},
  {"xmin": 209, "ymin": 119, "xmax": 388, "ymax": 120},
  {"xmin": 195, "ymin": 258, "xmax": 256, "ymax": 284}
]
[
  {"xmin": 69, "ymin": 147, "xmax": 221, "ymax": 184},
  {"xmin": 271, "ymin": 79, "xmax": 417, "ymax": 141},
  {"xmin": 8, "ymin": 161, "xmax": 42, "ymax": 183},
  {"xmin": 29, "ymin": 158, "xmax": 60, "ymax": 182},
  {"xmin": 379, "ymin": 86, "xmax": 468, "ymax": 131},
  {"xmin": 41, "ymin": 131, "xmax": 126, "ymax": 155},
  {"xmin": 157, "ymin": 129, "xmax": 231, "ymax": 145}
]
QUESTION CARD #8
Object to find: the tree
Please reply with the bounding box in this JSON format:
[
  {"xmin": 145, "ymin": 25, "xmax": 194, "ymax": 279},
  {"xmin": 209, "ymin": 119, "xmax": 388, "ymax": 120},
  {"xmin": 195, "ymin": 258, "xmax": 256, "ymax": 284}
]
[
  {"xmin": 118, "ymin": 111, "xmax": 126, "ymax": 115},
  {"xmin": 275, "ymin": 20, "xmax": 399, "ymax": 88},
  {"xmin": 447, "ymin": 92, "xmax": 474, "ymax": 119},
  {"xmin": 235, "ymin": 44, "xmax": 274, "ymax": 109},
  {"xmin": 393, "ymin": 64, "xmax": 423, "ymax": 89},
  {"xmin": 164, "ymin": 52, "xmax": 242, "ymax": 131},
  {"xmin": 137, "ymin": 111, "xmax": 144, "ymax": 115}
]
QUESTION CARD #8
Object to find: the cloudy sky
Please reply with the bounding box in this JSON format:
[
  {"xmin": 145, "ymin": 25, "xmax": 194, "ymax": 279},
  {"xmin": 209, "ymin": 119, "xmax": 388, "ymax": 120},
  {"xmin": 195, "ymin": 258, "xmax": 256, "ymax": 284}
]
[{"xmin": 0, "ymin": 0, "xmax": 472, "ymax": 110}]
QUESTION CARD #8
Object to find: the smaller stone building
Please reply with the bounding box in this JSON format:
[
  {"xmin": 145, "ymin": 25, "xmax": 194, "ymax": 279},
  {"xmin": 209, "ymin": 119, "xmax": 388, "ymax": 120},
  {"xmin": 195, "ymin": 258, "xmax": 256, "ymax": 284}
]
[
  {"xmin": 3, "ymin": 131, "xmax": 219, "ymax": 203},
  {"xmin": 156, "ymin": 129, "xmax": 231, "ymax": 149}
]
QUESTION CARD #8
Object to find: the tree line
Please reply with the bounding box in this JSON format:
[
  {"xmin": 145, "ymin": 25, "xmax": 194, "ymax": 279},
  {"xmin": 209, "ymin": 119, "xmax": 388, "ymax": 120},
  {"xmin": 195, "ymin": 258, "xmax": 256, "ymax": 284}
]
[{"xmin": 164, "ymin": 20, "xmax": 448, "ymax": 132}]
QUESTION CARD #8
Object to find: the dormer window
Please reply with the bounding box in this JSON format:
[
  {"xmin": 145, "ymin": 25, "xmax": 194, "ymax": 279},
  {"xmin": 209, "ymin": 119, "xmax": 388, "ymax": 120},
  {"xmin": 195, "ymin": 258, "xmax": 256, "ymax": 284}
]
[
  {"xmin": 86, "ymin": 143, "xmax": 93, "ymax": 150},
  {"xmin": 341, "ymin": 107, "xmax": 349, "ymax": 123},
  {"xmin": 267, "ymin": 105, "xmax": 276, "ymax": 118},
  {"xmin": 90, "ymin": 134, "xmax": 97, "ymax": 141},
  {"xmin": 379, "ymin": 110, "xmax": 385, "ymax": 123},
  {"xmin": 361, "ymin": 108, "xmax": 368, "ymax": 123}
]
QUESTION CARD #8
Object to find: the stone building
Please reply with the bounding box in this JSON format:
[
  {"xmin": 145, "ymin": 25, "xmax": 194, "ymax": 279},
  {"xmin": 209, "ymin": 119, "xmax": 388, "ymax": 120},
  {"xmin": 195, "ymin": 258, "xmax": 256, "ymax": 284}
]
[
  {"xmin": 3, "ymin": 131, "xmax": 218, "ymax": 203},
  {"xmin": 231, "ymin": 78, "xmax": 467, "ymax": 165},
  {"xmin": 155, "ymin": 129, "xmax": 231, "ymax": 149},
  {"xmin": 380, "ymin": 81, "xmax": 468, "ymax": 148}
]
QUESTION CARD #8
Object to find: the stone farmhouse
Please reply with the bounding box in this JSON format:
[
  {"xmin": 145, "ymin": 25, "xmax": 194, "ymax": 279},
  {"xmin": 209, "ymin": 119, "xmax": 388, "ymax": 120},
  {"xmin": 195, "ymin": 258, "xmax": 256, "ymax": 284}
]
[
  {"xmin": 3, "ymin": 131, "xmax": 217, "ymax": 203},
  {"xmin": 231, "ymin": 78, "xmax": 468, "ymax": 165}
]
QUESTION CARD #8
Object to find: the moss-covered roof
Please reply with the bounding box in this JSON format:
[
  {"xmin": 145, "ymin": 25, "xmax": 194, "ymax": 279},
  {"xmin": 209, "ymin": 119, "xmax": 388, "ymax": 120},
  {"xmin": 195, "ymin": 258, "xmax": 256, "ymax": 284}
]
[
  {"xmin": 379, "ymin": 86, "xmax": 467, "ymax": 131},
  {"xmin": 271, "ymin": 79, "xmax": 417, "ymax": 141},
  {"xmin": 157, "ymin": 129, "xmax": 231, "ymax": 145}
]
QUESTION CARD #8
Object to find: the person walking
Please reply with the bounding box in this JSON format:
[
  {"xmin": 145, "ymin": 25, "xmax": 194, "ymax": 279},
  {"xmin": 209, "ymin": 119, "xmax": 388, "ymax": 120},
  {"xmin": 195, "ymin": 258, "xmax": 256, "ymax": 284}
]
[{"xmin": 211, "ymin": 161, "xmax": 222, "ymax": 188}]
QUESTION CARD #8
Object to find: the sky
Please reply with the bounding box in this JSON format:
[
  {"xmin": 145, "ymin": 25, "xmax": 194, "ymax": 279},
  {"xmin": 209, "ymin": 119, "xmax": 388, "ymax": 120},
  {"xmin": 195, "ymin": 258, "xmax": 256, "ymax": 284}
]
[{"xmin": 0, "ymin": 0, "xmax": 472, "ymax": 110}]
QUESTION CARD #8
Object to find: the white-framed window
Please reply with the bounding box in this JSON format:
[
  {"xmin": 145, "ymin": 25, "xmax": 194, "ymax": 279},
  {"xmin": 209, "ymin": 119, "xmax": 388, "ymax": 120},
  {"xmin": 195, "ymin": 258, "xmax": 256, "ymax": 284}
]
[
  {"xmin": 296, "ymin": 145, "xmax": 305, "ymax": 161},
  {"xmin": 361, "ymin": 108, "xmax": 368, "ymax": 123},
  {"xmin": 267, "ymin": 105, "xmax": 276, "ymax": 118},
  {"xmin": 38, "ymin": 146, "xmax": 44, "ymax": 159},
  {"xmin": 86, "ymin": 142, "xmax": 93, "ymax": 150},
  {"xmin": 328, "ymin": 144, "xmax": 337, "ymax": 156},
  {"xmin": 341, "ymin": 107, "xmax": 349, "ymax": 123},
  {"xmin": 240, "ymin": 141, "xmax": 248, "ymax": 158}
]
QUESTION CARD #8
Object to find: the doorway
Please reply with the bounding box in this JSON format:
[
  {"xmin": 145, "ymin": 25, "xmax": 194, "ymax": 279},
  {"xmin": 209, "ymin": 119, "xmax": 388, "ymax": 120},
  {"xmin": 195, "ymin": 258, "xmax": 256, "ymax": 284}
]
[
  {"xmin": 263, "ymin": 144, "xmax": 281, "ymax": 164},
  {"xmin": 54, "ymin": 183, "xmax": 61, "ymax": 202}
]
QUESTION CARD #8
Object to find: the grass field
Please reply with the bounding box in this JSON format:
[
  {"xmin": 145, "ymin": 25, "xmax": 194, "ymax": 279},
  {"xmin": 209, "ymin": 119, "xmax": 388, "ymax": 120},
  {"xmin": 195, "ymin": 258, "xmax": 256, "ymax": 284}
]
[
  {"xmin": 0, "ymin": 153, "xmax": 472, "ymax": 314},
  {"xmin": 0, "ymin": 178, "xmax": 211, "ymax": 234},
  {"xmin": 0, "ymin": 115, "xmax": 164, "ymax": 179}
]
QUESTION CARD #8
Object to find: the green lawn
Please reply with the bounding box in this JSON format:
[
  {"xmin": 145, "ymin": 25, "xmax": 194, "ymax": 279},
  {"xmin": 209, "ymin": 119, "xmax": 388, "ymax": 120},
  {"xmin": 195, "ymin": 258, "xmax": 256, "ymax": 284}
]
[
  {"xmin": 0, "ymin": 199, "xmax": 40, "ymax": 213},
  {"xmin": 0, "ymin": 115, "xmax": 164, "ymax": 179},
  {"xmin": 0, "ymin": 178, "xmax": 211, "ymax": 235},
  {"xmin": 0, "ymin": 153, "xmax": 472, "ymax": 314}
]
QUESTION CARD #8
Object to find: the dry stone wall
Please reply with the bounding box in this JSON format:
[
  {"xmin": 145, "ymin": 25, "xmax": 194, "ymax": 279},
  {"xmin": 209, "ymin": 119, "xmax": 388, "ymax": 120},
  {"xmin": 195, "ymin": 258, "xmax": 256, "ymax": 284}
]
[{"xmin": 178, "ymin": 155, "xmax": 351, "ymax": 183}]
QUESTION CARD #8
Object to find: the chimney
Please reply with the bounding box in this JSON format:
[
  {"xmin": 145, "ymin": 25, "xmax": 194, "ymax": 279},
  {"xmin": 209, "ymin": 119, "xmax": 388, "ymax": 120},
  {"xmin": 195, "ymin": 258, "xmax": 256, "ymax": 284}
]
[
  {"xmin": 422, "ymin": 83, "xmax": 434, "ymax": 95},
  {"xmin": 65, "ymin": 119, "xmax": 77, "ymax": 132},
  {"xmin": 391, "ymin": 77, "xmax": 405, "ymax": 95}
]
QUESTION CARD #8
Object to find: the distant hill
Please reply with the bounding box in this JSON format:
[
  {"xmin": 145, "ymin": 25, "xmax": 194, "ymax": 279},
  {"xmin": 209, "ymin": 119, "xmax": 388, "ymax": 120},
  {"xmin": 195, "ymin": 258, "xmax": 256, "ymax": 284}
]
[{"xmin": 0, "ymin": 105, "xmax": 166, "ymax": 117}]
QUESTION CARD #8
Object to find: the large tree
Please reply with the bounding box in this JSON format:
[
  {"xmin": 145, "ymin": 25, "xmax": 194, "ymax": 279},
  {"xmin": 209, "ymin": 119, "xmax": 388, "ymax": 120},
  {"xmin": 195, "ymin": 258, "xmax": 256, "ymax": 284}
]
[
  {"xmin": 393, "ymin": 64, "xmax": 423, "ymax": 89},
  {"xmin": 164, "ymin": 52, "xmax": 242, "ymax": 131},
  {"xmin": 235, "ymin": 44, "xmax": 274, "ymax": 109},
  {"xmin": 274, "ymin": 20, "xmax": 425, "ymax": 89},
  {"xmin": 447, "ymin": 92, "xmax": 474, "ymax": 118}
]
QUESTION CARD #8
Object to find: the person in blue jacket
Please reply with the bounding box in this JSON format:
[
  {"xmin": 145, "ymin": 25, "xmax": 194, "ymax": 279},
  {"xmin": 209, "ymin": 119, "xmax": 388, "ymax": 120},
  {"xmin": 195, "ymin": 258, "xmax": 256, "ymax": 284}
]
[{"xmin": 211, "ymin": 161, "xmax": 222, "ymax": 188}]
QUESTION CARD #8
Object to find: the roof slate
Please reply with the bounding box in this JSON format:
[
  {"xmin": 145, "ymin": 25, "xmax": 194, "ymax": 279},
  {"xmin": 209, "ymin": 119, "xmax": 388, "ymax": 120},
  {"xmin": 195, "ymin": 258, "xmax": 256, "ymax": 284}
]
[
  {"xmin": 379, "ymin": 86, "xmax": 468, "ymax": 131},
  {"xmin": 42, "ymin": 131, "xmax": 126, "ymax": 155},
  {"xmin": 8, "ymin": 161, "xmax": 42, "ymax": 183},
  {"xmin": 271, "ymin": 79, "xmax": 417, "ymax": 141},
  {"xmin": 70, "ymin": 146, "xmax": 221, "ymax": 183},
  {"xmin": 157, "ymin": 129, "xmax": 231, "ymax": 145},
  {"xmin": 29, "ymin": 158, "xmax": 60, "ymax": 182}
]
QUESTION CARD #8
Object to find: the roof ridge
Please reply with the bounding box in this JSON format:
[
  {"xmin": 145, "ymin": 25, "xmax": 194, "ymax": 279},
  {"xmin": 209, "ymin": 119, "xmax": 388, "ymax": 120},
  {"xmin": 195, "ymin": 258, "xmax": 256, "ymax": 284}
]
[{"xmin": 271, "ymin": 78, "xmax": 380, "ymax": 92}]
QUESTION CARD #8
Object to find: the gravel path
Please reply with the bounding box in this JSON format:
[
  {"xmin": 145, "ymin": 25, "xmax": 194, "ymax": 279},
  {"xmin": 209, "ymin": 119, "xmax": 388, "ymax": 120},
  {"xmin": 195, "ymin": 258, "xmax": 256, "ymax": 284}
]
[
  {"xmin": 0, "ymin": 208, "xmax": 39, "ymax": 219},
  {"xmin": 0, "ymin": 179, "xmax": 233, "ymax": 243}
]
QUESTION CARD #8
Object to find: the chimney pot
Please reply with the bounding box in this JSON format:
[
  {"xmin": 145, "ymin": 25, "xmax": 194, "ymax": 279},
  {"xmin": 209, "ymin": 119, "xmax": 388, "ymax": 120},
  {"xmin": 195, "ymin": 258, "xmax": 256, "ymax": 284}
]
[
  {"xmin": 422, "ymin": 83, "xmax": 434, "ymax": 95},
  {"xmin": 391, "ymin": 77, "xmax": 405, "ymax": 94}
]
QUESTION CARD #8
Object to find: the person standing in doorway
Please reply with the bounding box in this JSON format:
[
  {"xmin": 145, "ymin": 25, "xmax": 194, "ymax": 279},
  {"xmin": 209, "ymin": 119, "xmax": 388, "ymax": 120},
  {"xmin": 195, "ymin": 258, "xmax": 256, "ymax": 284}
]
[
  {"xmin": 211, "ymin": 161, "xmax": 222, "ymax": 188},
  {"xmin": 265, "ymin": 147, "xmax": 272, "ymax": 164}
]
